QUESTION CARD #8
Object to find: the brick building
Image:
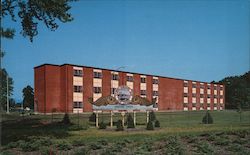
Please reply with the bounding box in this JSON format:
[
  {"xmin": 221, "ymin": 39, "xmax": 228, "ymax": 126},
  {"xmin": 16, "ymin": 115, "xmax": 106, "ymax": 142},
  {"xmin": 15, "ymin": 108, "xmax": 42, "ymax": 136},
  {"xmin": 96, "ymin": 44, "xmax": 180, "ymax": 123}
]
[{"xmin": 34, "ymin": 64, "xmax": 225, "ymax": 113}]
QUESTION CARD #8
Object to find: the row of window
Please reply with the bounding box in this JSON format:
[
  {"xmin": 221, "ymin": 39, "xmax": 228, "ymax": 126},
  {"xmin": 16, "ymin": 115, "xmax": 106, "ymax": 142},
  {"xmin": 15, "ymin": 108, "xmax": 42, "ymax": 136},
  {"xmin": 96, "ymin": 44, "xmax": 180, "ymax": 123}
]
[
  {"xmin": 184, "ymin": 83, "xmax": 223, "ymax": 90},
  {"xmin": 74, "ymin": 70, "xmax": 159, "ymax": 84},
  {"xmin": 74, "ymin": 85, "xmax": 159, "ymax": 96},
  {"xmin": 73, "ymin": 102, "xmax": 83, "ymax": 108},
  {"xmin": 183, "ymin": 93, "xmax": 223, "ymax": 98},
  {"xmin": 183, "ymin": 103, "xmax": 223, "ymax": 107}
]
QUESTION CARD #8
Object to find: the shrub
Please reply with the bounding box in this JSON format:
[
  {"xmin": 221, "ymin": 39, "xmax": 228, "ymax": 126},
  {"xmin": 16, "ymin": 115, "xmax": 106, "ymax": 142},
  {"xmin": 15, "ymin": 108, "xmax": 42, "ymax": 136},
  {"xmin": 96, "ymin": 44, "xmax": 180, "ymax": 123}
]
[
  {"xmin": 56, "ymin": 141, "xmax": 72, "ymax": 150},
  {"xmin": 149, "ymin": 111, "xmax": 156, "ymax": 122},
  {"xmin": 90, "ymin": 143, "xmax": 102, "ymax": 150},
  {"xmin": 89, "ymin": 113, "xmax": 96, "ymax": 122},
  {"xmin": 74, "ymin": 148, "xmax": 88, "ymax": 155},
  {"xmin": 127, "ymin": 114, "xmax": 135, "ymax": 128},
  {"xmin": 195, "ymin": 141, "xmax": 214, "ymax": 154},
  {"xmin": 155, "ymin": 120, "xmax": 160, "ymax": 127},
  {"xmin": 40, "ymin": 146, "xmax": 56, "ymax": 155},
  {"xmin": 146, "ymin": 121, "xmax": 154, "ymax": 130},
  {"xmin": 72, "ymin": 139, "xmax": 85, "ymax": 146},
  {"xmin": 62, "ymin": 113, "xmax": 71, "ymax": 125},
  {"xmin": 164, "ymin": 136, "xmax": 184, "ymax": 154},
  {"xmin": 202, "ymin": 111, "xmax": 213, "ymax": 124},
  {"xmin": 99, "ymin": 121, "xmax": 107, "ymax": 129},
  {"xmin": 116, "ymin": 119, "xmax": 124, "ymax": 131}
]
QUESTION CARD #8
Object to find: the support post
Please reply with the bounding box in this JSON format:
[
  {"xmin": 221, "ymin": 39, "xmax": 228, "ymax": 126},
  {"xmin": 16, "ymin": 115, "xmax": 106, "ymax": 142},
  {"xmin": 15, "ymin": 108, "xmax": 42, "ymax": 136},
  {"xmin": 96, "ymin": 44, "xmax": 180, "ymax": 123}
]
[
  {"xmin": 121, "ymin": 112, "xmax": 125, "ymax": 127},
  {"xmin": 110, "ymin": 111, "xmax": 113, "ymax": 128},
  {"xmin": 133, "ymin": 111, "xmax": 136, "ymax": 126},
  {"xmin": 146, "ymin": 111, "xmax": 149, "ymax": 123},
  {"xmin": 96, "ymin": 112, "xmax": 99, "ymax": 128}
]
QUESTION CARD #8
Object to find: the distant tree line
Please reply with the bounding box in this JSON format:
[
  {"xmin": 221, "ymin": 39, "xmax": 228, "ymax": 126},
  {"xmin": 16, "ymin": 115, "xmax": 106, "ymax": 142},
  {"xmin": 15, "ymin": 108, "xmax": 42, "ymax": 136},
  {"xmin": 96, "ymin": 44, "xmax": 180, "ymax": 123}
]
[{"xmin": 218, "ymin": 71, "xmax": 250, "ymax": 109}]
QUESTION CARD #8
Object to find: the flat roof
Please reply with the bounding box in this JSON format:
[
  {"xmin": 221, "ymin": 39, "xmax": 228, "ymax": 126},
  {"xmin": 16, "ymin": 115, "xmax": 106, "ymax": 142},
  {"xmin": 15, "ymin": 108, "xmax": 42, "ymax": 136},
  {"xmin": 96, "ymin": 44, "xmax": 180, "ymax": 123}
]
[{"xmin": 34, "ymin": 63, "xmax": 222, "ymax": 85}]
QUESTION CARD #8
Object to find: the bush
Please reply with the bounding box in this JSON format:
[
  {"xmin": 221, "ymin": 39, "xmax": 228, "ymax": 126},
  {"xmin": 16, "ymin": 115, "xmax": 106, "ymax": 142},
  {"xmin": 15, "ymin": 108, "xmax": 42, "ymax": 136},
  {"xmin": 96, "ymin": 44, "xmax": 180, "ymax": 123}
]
[
  {"xmin": 56, "ymin": 141, "xmax": 72, "ymax": 150},
  {"xmin": 99, "ymin": 121, "xmax": 107, "ymax": 129},
  {"xmin": 89, "ymin": 113, "xmax": 96, "ymax": 122},
  {"xmin": 116, "ymin": 120, "xmax": 124, "ymax": 131},
  {"xmin": 155, "ymin": 120, "xmax": 160, "ymax": 127},
  {"xmin": 72, "ymin": 139, "xmax": 85, "ymax": 146},
  {"xmin": 62, "ymin": 113, "xmax": 71, "ymax": 125},
  {"xmin": 149, "ymin": 111, "xmax": 156, "ymax": 122},
  {"xmin": 127, "ymin": 114, "xmax": 135, "ymax": 128},
  {"xmin": 202, "ymin": 111, "xmax": 213, "ymax": 124},
  {"xmin": 74, "ymin": 148, "xmax": 88, "ymax": 155},
  {"xmin": 146, "ymin": 121, "xmax": 154, "ymax": 130},
  {"xmin": 90, "ymin": 143, "xmax": 102, "ymax": 150}
]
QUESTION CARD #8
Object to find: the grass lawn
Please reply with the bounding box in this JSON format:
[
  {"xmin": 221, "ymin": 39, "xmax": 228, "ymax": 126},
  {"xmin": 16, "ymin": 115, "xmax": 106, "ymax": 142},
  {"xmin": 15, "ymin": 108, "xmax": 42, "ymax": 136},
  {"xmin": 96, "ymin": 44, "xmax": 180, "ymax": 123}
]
[{"xmin": 1, "ymin": 110, "xmax": 250, "ymax": 154}]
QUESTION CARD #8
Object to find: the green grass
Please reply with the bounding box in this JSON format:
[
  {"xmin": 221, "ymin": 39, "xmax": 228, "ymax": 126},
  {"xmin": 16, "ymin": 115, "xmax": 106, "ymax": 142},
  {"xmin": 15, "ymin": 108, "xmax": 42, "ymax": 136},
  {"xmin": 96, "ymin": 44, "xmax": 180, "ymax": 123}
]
[{"xmin": 1, "ymin": 110, "xmax": 250, "ymax": 154}]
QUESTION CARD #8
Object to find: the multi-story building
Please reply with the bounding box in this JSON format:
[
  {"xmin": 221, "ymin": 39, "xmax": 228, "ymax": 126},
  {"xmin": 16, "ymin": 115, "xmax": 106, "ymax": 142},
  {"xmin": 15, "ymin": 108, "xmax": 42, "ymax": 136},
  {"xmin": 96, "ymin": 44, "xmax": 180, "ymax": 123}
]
[{"xmin": 34, "ymin": 64, "xmax": 225, "ymax": 113}]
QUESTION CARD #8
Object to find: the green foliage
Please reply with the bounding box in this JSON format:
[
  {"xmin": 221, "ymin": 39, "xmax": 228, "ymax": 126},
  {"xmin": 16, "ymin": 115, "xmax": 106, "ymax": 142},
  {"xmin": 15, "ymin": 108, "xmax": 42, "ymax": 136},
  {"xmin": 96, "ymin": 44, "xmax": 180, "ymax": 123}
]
[
  {"xmin": 146, "ymin": 121, "xmax": 154, "ymax": 130},
  {"xmin": 99, "ymin": 121, "xmax": 107, "ymax": 129},
  {"xmin": 89, "ymin": 113, "xmax": 96, "ymax": 122},
  {"xmin": 90, "ymin": 143, "xmax": 102, "ymax": 150},
  {"xmin": 22, "ymin": 85, "xmax": 34, "ymax": 109},
  {"xmin": 202, "ymin": 111, "xmax": 213, "ymax": 124},
  {"xmin": 1, "ymin": 0, "xmax": 75, "ymax": 42},
  {"xmin": 62, "ymin": 113, "xmax": 71, "ymax": 125},
  {"xmin": 116, "ymin": 119, "xmax": 124, "ymax": 131},
  {"xmin": 149, "ymin": 111, "xmax": 156, "ymax": 122},
  {"xmin": 0, "ymin": 69, "xmax": 14, "ymax": 111},
  {"xmin": 195, "ymin": 141, "xmax": 214, "ymax": 154},
  {"xmin": 164, "ymin": 136, "xmax": 184, "ymax": 154},
  {"xmin": 56, "ymin": 141, "xmax": 72, "ymax": 150},
  {"xmin": 155, "ymin": 120, "xmax": 160, "ymax": 127},
  {"xmin": 74, "ymin": 147, "xmax": 88, "ymax": 155},
  {"xmin": 219, "ymin": 71, "xmax": 250, "ymax": 109},
  {"xmin": 72, "ymin": 139, "xmax": 85, "ymax": 146},
  {"xmin": 127, "ymin": 114, "xmax": 135, "ymax": 128}
]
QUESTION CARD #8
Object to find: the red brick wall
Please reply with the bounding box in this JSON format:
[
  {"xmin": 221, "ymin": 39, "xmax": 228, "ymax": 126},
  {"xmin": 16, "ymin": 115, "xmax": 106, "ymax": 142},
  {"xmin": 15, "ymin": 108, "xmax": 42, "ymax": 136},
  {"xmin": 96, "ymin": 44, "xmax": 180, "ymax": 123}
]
[
  {"xmin": 83, "ymin": 67, "xmax": 93, "ymax": 112},
  {"xmin": 102, "ymin": 70, "xmax": 111, "ymax": 97},
  {"xmin": 34, "ymin": 66, "xmax": 45, "ymax": 113},
  {"xmin": 158, "ymin": 78, "xmax": 183, "ymax": 111},
  {"xmin": 44, "ymin": 65, "xmax": 61, "ymax": 113},
  {"xmin": 146, "ymin": 75, "xmax": 153, "ymax": 101},
  {"xmin": 133, "ymin": 74, "xmax": 140, "ymax": 96}
]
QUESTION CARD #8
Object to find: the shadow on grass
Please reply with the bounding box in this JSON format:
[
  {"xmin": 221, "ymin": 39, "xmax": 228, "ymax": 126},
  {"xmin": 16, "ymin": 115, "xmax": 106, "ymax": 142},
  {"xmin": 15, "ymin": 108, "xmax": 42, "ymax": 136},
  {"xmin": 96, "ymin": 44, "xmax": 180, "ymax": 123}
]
[{"xmin": 2, "ymin": 118, "xmax": 71, "ymax": 145}]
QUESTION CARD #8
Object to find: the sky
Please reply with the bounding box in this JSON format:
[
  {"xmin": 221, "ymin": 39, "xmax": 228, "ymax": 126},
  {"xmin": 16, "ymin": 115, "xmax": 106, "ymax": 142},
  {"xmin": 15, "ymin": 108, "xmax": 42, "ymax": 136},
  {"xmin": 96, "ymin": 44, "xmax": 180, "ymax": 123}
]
[{"xmin": 2, "ymin": 0, "xmax": 250, "ymax": 101}]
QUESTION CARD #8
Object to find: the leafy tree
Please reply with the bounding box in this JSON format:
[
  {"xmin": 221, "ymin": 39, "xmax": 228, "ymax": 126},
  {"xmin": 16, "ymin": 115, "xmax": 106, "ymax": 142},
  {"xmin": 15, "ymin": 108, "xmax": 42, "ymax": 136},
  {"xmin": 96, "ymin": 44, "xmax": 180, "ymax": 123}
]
[
  {"xmin": 0, "ymin": 68, "xmax": 14, "ymax": 111},
  {"xmin": 89, "ymin": 113, "xmax": 96, "ymax": 122},
  {"xmin": 127, "ymin": 114, "xmax": 135, "ymax": 128},
  {"xmin": 146, "ymin": 121, "xmax": 154, "ymax": 130},
  {"xmin": 116, "ymin": 120, "xmax": 124, "ymax": 131},
  {"xmin": 62, "ymin": 113, "xmax": 71, "ymax": 125},
  {"xmin": 155, "ymin": 120, "xmax": 160, "ymax": 128},
  {"xmin": 22, "ymin": 85, "xmax": 34, "ymax": 109},
  {"xmin": 202, "ymin": 111, "xmax": 213, "ymax": 124},
  {"xmin": 218, "ymin": 71, "xmax": 250, "ymax": 109},
  {"xmin": 1, "ymin": 0, "xmax": 76, "ymax": 42},
  {"xmin": 149, "ymin": 111, "xmax": 156, "ymax": 122},
  {"xmin": 99, "ymin": 121, "xmax": 107, "ymax": 129}
]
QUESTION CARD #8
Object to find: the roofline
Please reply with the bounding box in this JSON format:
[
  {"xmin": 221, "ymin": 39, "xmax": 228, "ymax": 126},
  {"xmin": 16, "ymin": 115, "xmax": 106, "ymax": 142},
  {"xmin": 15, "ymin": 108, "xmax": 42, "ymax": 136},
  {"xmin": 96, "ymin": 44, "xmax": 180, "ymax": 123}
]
[{"xmin": 34, "ymin": 63, "xmax": 223, "ymax": 85}]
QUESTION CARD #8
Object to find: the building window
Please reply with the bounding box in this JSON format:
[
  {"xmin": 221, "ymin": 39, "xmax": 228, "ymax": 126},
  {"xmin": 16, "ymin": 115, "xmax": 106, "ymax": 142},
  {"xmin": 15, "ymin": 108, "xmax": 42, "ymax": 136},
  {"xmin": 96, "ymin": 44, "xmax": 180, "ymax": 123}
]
[
  {"xmin": 140, "ymin": 90, "xmax": 146, "ymax": 96},
  {"xmin": 200, "ymin": 94, "xmax": 204, "ymax": 98},
  {"xmin": 214, "ymin": 95, "xmax": 217, "ymax": 98},
  {"xmin": 74, "ymin": 70, "xmax": 83, "ymax": 77},
  {"xmin": 184, "ymin": 93, "xmax": 188, "ymax": 97},
  {"xmin": 111, "ymin": 88, "xmax": 116, "ymax": 94},
  {"xmin": 192, "ymin": 84, "xmax": 196, "ymax": 88},
  {"xmin": 184, "ymin": 82, "xmax": 188, "ymax": 87},
  {"xmin": 93, "ymin": 72, "xmax": 102, "ymax": 78},
  {"xmin": 127, "ymin": 76, "xmax": 133, "ymax": 82},
  {"xmin": 200, "ymin": 85, "xmax": 204, "ymax": 89},
  {"xmin": 153, "ymin": 79, "xmax": 159, "ymax": 84},
  {"xmin": 207, "ymin": 94, "xmax": 211, "ymax": 98},
  {"xmin": 112, "ymin": 74, "xmax": 119, "ymax": 80},
  {"xmin": 192, "ymin": 94, "xmax": 196, "ymax": 97},
  {"xmin": 74, "ymin": 86, "xmax": 83, "ymax": 93},
  {"xmin": 220, "ymin": 86, "xmax": 223, "ymax": 90},
  {"xmin": 214, "ymin": 86, "xmax": 217, "ymax": 90},
  {"xmin": 73, "ymin": 102, "xmax": 83, "ymax": 108},
  {"xmin": 220, "ymin": 95, "xmax": 223, "ymax": 98},
  {"xmin": 153, "ymin": 91, "xmax": 158, "ymax": 96},
  {"xmin": 141, "ymin": 77, "xmax": 146, "ymax": 83},
  {"xmin": 93, "ymin": 87, "xmax": 102, "ymax": 93},
  {"xmin": 207, "ymin": 85, "xmax": 211, "ymax": 89}
]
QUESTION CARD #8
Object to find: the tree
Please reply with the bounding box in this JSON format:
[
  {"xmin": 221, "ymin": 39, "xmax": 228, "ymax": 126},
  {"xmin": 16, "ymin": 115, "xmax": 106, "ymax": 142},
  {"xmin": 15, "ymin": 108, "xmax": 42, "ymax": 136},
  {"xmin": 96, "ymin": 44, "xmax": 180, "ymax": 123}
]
[
  {"xmin": 149, "ymin": 111, "xmax": 156, "ymax": 122},
  {"xmin": 22, "ymin": 85, "xmax": 34, "ymax": 109},
  {"xmin": 146, "ymin": 121, "xmax": 154, "ymax": 130},
  {"xmin": 62, "ymin": 113, "xmax": 71, "ymax": 125},
  {"xmin": 127, "ymin": 114, "xmax": 135, "ymax": 128},
  {"xmin": 218, "ymin": 71, "xmax": 250, "ymax": 109},
  {"xmin": 116, "ymin": 120, "xmax": 124, "ymax": 131},
  {"xmin": 202, "ymin": 111, "xmax": 213, "ymax": 124},
  {"xmin": 1, "ymin": 0, "xmax": 76, "ymax": 42},
  {"xmin": 0, "ymin": 68, "xmax": 14, "ymax": 111},
  {"xmin": 155, "ymin": 120, "xmax": 160, "ymax": 128}
]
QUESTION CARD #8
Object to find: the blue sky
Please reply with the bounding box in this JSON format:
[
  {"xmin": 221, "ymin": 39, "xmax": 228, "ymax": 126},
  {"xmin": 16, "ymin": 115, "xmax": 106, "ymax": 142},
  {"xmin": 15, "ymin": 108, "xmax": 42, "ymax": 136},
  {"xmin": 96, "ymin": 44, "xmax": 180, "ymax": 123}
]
[{"xmin": 2, "ymin": 0, "xmax": 250, "ymax": 101}]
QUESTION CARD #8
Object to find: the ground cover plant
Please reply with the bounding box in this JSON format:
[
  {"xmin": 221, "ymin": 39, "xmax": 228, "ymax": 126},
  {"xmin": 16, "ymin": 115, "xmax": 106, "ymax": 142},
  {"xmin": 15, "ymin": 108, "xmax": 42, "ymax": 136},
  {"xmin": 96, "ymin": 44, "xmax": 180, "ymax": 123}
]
[{"xmin": 1, "ymin": 110, "xmax": 250, "ymax": 154}]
